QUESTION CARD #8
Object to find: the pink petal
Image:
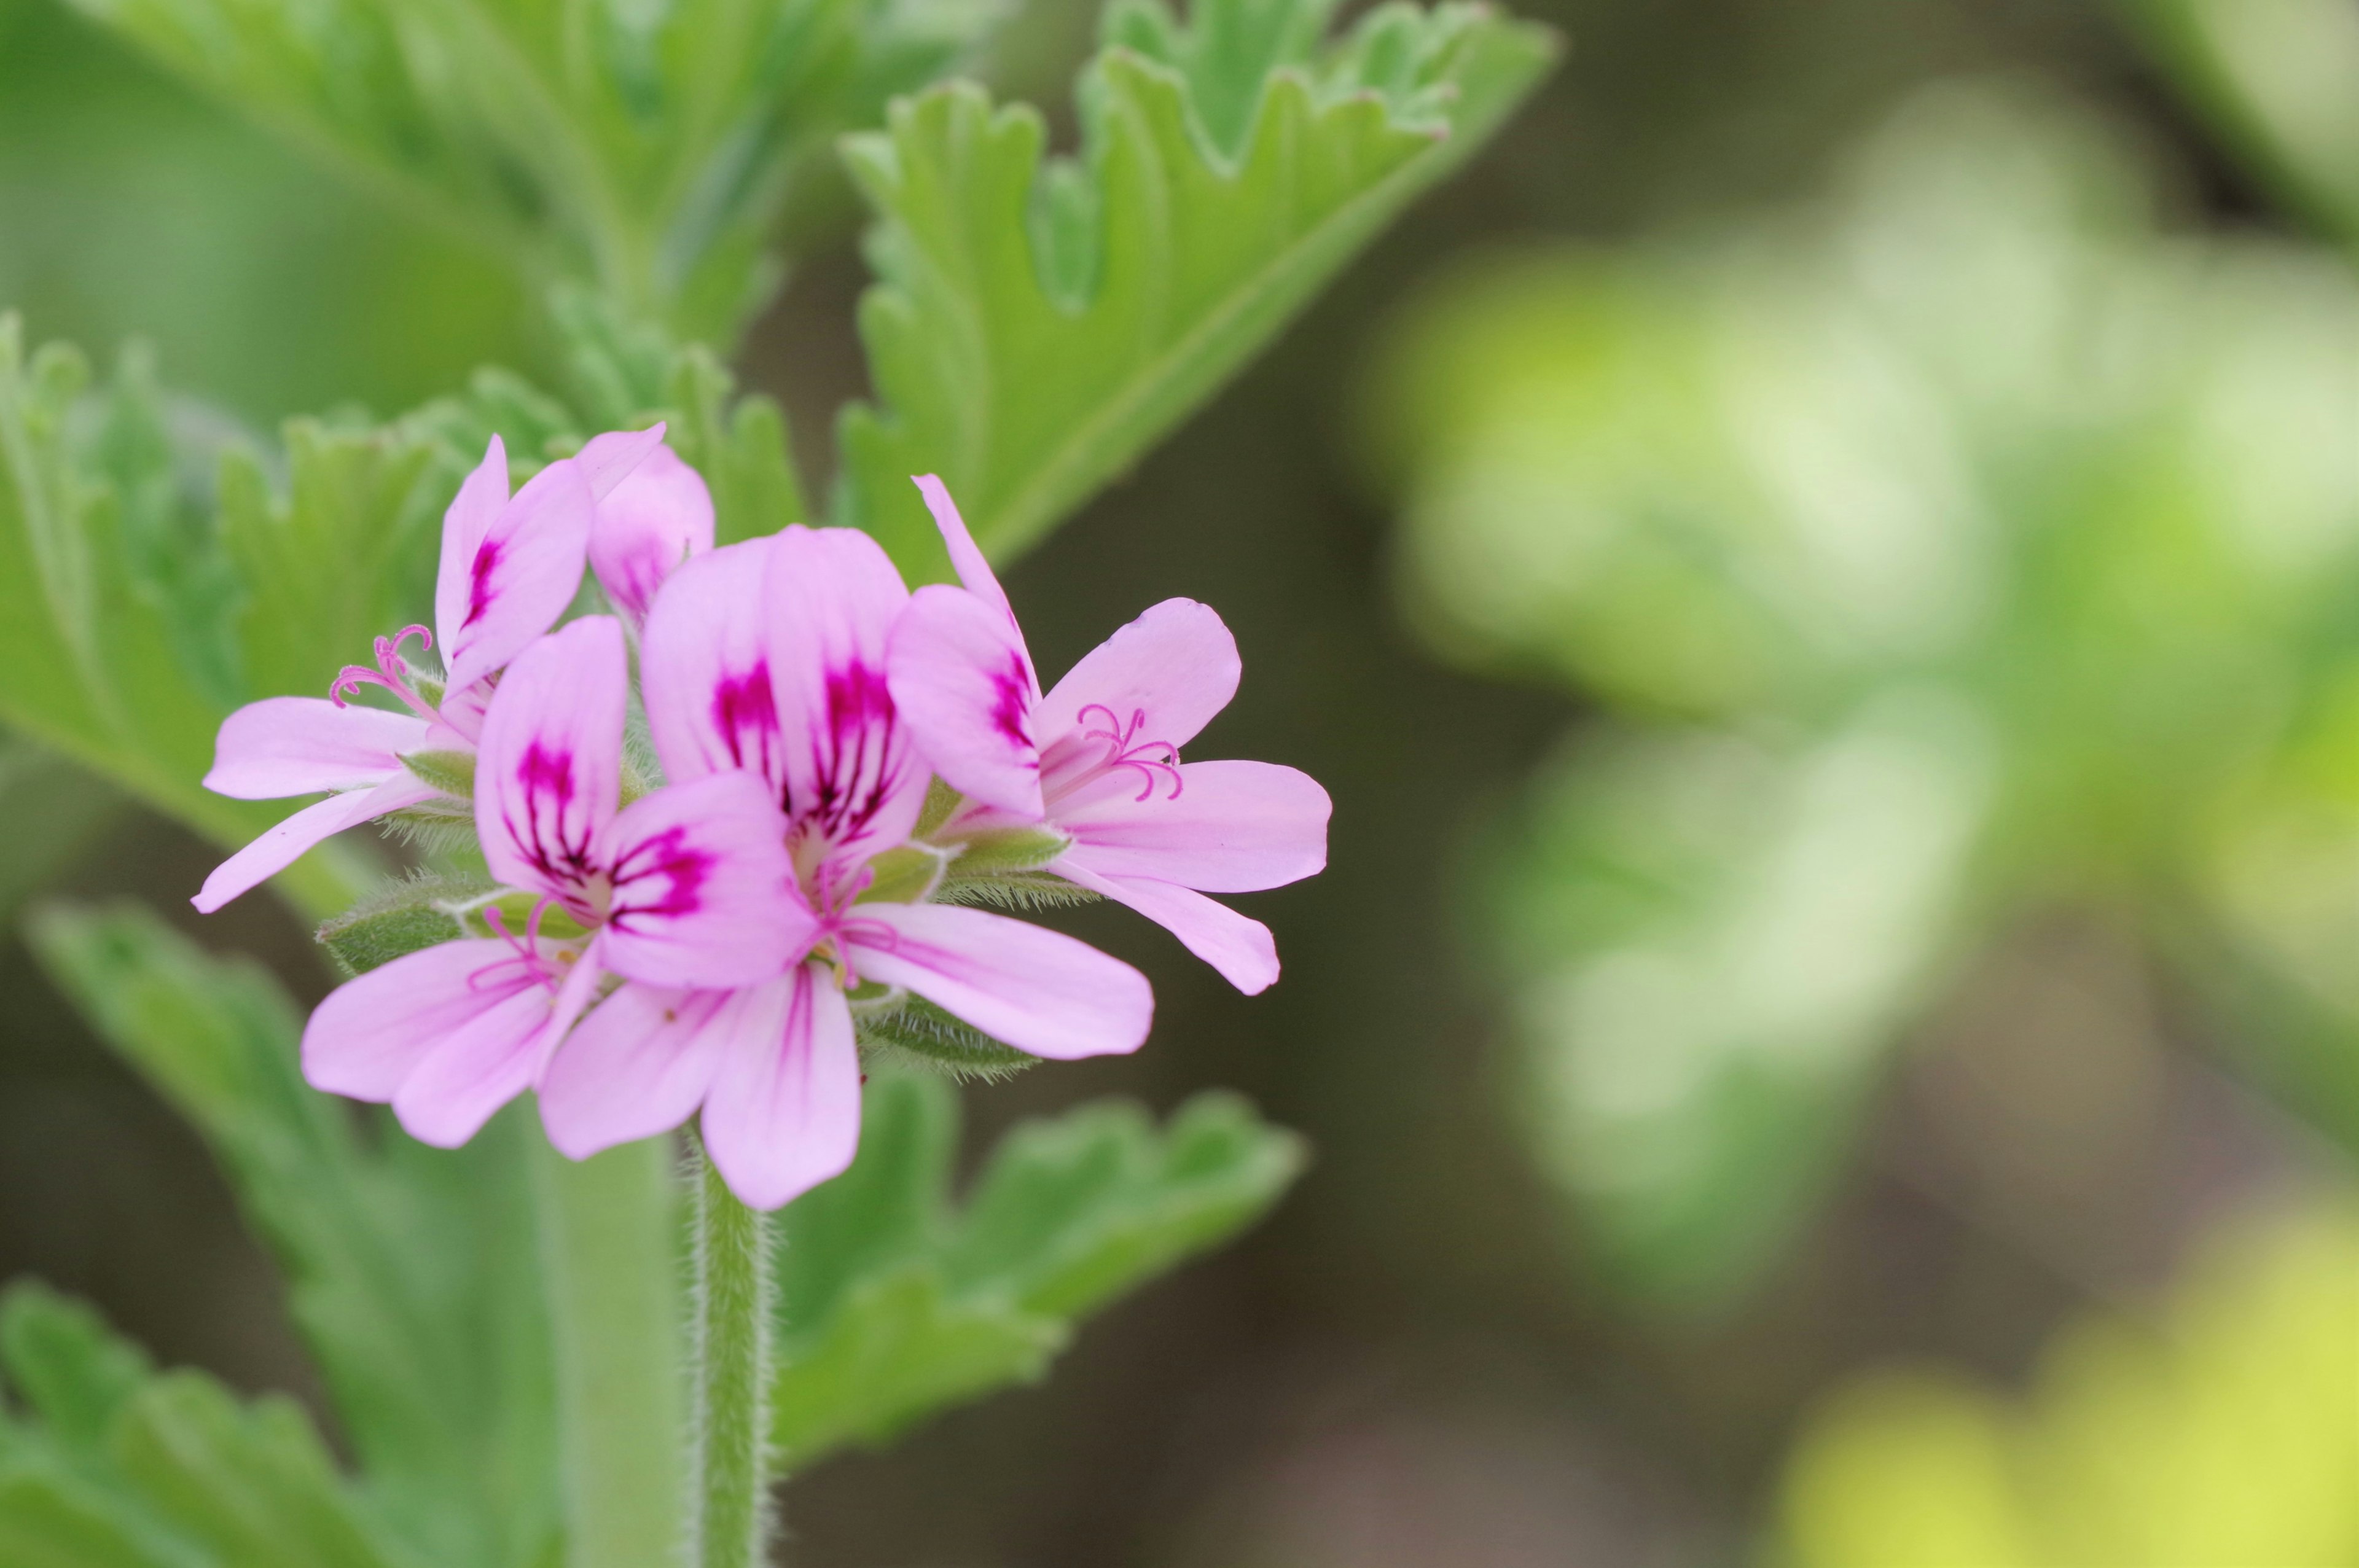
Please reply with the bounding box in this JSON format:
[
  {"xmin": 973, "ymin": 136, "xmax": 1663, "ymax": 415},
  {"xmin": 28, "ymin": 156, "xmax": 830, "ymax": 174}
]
[
  {"xmin": 699, "ymin": 965, "xmax": 861, "ymax": 1210},
  {"xmin": 595, "ymin": 770, "xmax": 813, "ymax": 989},
  {"xmin": 436, "ymin": 677, "xmax": 493, "ymax": 744},
  {"xmin": 913, "ymin": 474, "xmax": 1009, "ymax": 616},
  {"xmin": 475, "ymin": 617, "xmax": 624, "ymax": 910},
  {"xmin": 433, "ymin": 437, "xmax": 511, "ymax": 657},
  {"xmin": 191, "ymin": 773, "xmax": 436, "ymax": 913},
  {"xmin": 845, "ymin": 902, "xmax": 1152, "ymax": 1061},
  {"xmin": 1034, "ymin": 599, "xmax": 1241, "ymax": 770},
  {"xmin": 440, "ymin": 453, "xmax": 597, "ymax": 693},
  {"xmin": 573, "ymin": 423, "xmax": 668, "ymax": 502},
  {"xmin": 1050, "ymin": 759, "xmax": 1329, "ymax": 892},
  {"xmin": 886, "ymin": 584, "xmax": 1044, "ymax": 817},
  {"xmin": 302, "ymin": 938, "xmax": 546, "ymax": 1100},
  {"xmin": 203, "ymin": 696, "xmax": 429, "ymax": 800},
  {"xmin": 590, "ymin": 443, "xmax": 712, "ymax": 627},
  {"xmin": 642, "ymin": 527, "xmax": 927, "ymax": 869},
  {"xmin": 1054, "ymin": 859, "xmax": 1281, "ymax": 994},
  {"xmin": 390, "ymin": 982, "xmax": 561, "ymax": 1149},
  {"xmin": 536, "ymin": 981, "xmax": 737, "ymax": 1160}
]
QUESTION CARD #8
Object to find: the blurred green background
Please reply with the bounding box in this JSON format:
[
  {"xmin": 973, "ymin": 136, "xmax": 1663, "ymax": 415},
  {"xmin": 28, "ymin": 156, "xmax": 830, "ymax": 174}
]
[{"xmin": 3, "ymin": 0, "xmax": 2354, "ymax": 1562}]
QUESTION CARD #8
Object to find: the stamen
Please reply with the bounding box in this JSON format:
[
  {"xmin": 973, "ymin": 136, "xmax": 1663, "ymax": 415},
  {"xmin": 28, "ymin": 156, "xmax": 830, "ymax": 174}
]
[
  {"xmin": 1074, "ymin": 703, "xmax": 1184, "ymax": 802},
  {"xmin": 329, "ymin": 623, "xmax": 442, "ymax": 722}
]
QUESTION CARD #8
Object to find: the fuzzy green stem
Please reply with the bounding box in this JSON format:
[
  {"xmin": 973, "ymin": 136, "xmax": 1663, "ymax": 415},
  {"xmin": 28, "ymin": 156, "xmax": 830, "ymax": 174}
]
[
  {"xmin": 531, "ymin": 1136, "xmax": 687, "ymax": 1568},
  {"xmin": 687, "ymin": 1130, "xmax": 776, "ymax": 1568}
]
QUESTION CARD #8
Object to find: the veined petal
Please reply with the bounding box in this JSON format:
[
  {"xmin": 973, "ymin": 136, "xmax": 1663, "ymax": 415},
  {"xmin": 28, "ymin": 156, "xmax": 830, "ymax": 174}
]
[
  {"xmin": 538, "ymin": 981, "xmax": 738, "ymax": 1159},
  {"xmin": 433, "ymin": 436, "xmax": 511, "ymax": 655},
  {"xmin": 642, "ymin": 539, "xmax": 787, "ymax": 787},
  {"xmin": 1035, "ymin": 599, "xmax": 1240, "ymax": 770},
  {"xmin": 302, "ymin": 938, "xmax": 547, "ymax": 1101},
  {"xmin": 913, "ymin": 474, "xmax": 1009, "ymax": 617},
  {"xmin": 590, "ymin": 442, "xmax": 714, "ymax": 628},
  {"xmin": 191, "ymin": 773, "xmax": 436, "ymax": 913},
  {"xmin": 573, "ymin": 423, "xmax": 668, "ymax": 502},
  {"xmin": 391, "ymin": 983, "xmax": 561, "ymax": 1149},
  {"xmin": 597, "ymin": 770, "xmax": 813, "ymax": 989},
  {"xmin": 887, "ymin": 584, "xmax": 1043, "ymax": 817},
  {"xmin": 845, "ymin": 902, "xmax": 1151, "ymax": 1061},
  {"xmin": 442, "ymin": 455, "xmax": 597, "ymax": 693},
  {"xmin": 1052, "ymin": 760, "xmax": 1329, "ymax": 892},
  {"xmin": 700, "ymin": 965, "xmax": 861, "ymax": 1211},
  {"xmin": 643, "ymin": 528, "xmax": 927, "ymax": 868},
  {"xmin": 1054, "ymin": 859, "xmax": 1281, "ymax": 995},
  {"xmin": 204, "ymin": 696, "xmax": 428, "ymax": 800},
  {"xmin": 476, "ymin": 617, "xmax": 625, "ymax": 909}
]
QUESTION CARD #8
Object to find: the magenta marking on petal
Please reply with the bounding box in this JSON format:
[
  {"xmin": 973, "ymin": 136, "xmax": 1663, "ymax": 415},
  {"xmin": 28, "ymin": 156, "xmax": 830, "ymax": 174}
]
[
  {"xmin": 463, "ymin": 539, "xmax": 504, "ymax": 628},
  {"xmin": 990, "ymin": 652, "xmax": 1033, "ymax": 750},
  {"xmin": 504, "ymin": 743, "xmax": 598, "ymax": 900},
  {"xmin": 711, "ymin": 663, "xmax": 783, "ymax": 780},
  {"xmin": 606, "ymin": 824, "xmax": 714, "ymax": 928},
  {"xmin": 1074, "ymin": 703, "xmax": 1183, "ymax": 802},
  {"xmin": 791, "ymin": 660, "xmax": 913, "ymax": 851}
]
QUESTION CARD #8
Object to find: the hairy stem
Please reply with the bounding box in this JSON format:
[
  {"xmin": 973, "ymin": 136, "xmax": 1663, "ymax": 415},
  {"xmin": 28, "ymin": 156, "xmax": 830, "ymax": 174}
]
[
  {"xmin": 531, "ymin": 1136, "xmax": 687, "ymax": 1568},
  {"xmin": 688, "ymin": 1130, "xmax": 777, "ymax": 1568}
]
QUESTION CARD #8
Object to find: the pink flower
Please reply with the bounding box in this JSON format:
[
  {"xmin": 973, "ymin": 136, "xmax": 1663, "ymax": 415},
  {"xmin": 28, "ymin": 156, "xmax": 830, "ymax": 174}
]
[
  {"xmin": 300, "ymin": 615, "xmax": 802, "ymax": 1148},
  {"xmin": 538, "ymin": 525, "xmax": 1154, "ymax": 1209},
  {"xmin": 193, "ymin": 426, "xmax": 668, "ymax": 912},
  {"xmin": 588, "ymin": 441, "xmax": 714, "ymax": 630},
  {"xmin": 886, "ymin": 477, "xmax": 1330, "ymax": 995}
]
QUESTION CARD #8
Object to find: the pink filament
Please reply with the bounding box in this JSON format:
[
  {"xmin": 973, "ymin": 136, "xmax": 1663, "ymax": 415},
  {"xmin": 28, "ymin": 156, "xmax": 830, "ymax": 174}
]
[
  {"xmin": 1075, "ymin": 703, "xmax": 1184, "ymax": 802},
  {"xmin": 331, "ymin": 625, "xmax": 441, "ymax": 723}
]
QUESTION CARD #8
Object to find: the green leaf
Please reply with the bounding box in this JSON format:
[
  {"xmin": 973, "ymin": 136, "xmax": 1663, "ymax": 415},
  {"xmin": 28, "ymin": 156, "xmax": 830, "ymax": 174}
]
[
  {"xmin": 0, "ymin": 736, "xmax": 120, "ymax": 927},
  {"xmin": 0, "ymin": 1285, "xmax": 154, "ymax": 1456},
  {"xmin": 770, "ymin": 1071, "xmax": 1304, "ymax": 1467},
  {"xmin": 24, "ymin": 903, "xmax": 560, "ymax": 1568},
  {"xmin": 66, "ymin": 0, "xmax": 1006, "ymax": 343},
  {"xmin": 834, "ymin": 0, "xmax": 1559, "ymax": 577}
]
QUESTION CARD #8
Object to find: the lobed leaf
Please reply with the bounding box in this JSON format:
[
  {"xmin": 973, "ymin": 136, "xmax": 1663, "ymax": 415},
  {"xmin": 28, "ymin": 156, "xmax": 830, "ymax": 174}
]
[{"xmin": 834, "ymin": 0, "xmax": 1558, "ymax": 579}]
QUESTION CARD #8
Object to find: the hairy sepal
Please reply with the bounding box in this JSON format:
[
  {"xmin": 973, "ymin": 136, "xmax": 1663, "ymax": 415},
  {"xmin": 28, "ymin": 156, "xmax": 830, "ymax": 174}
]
[
  {"xmin": 400, "ymin": 749, "xmax": 476, "ymax": 800},
  {"xmin": 855, "ymin": 996, "xmax": 1040, "ymax": 1083},
  {"xmin": 316, "ymin": 871, "xmax": 495, "ymax": 976}
]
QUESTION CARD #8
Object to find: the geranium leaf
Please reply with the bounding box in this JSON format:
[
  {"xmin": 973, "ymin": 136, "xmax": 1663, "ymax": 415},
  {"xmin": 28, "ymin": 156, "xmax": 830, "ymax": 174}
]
[{"xmin": 834, "ymin": 0, "xmax": 1558, "ymax": 577}]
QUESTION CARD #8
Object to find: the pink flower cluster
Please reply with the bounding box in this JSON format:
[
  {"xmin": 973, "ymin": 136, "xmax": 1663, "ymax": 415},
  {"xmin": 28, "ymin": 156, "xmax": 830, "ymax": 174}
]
[{"xmin": 195, "ymin": 429, "xmax": 1329, "ymax": 1208}]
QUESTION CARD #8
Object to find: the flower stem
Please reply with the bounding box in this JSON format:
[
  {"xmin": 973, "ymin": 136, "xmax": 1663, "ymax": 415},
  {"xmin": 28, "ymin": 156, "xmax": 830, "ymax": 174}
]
[
  {"xmin": 687, "ymin": 1130, "xmax": 777, "ymax": 1568},
  {"xmin": 531, "ymin": 1136, "xmax": 686, "ymax": 1568}
]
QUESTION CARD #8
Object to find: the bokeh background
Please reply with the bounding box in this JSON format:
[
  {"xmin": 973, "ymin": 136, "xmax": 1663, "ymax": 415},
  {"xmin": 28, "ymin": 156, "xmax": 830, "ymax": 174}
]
[{"xmin": 4, "ymin": 0, "xmax": 2355, "ymax": 1562}]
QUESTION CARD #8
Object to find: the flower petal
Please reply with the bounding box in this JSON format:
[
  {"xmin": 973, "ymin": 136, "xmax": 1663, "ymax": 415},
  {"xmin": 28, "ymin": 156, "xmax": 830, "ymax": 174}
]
[
  {"xmin": 597, "ymin": 770, "xmax": 812, "ymax": 989},
  {"xmin": 643, "ymin": 527, "xmax": 926, "ymax": 868},
  {"xmin": 390, "ymin": 983, "xmax": 560, "ymax": 1149},
  {"xmin": 590, "ymin": 442, "xmax": 713, "ymax": 627},
  {"xmin": 537, "ymin": 981, "xmax": 737, "ymax": 1160},
  {"xmin": 699, "ymin": 965, "xmax": 861, "ymax": 1210},
  {"xmin": 191, "ymin": 773, "xmax": 436, "ymax": 913},
  {"xmin": 203, "ymin": 696, "xmax": 429, "ymax": 800},
  {"xmin": 433, "ymin": 436, "xmax": 511, "ymax": 655},
  {"xmin": 441, "ymin": 454, "xmax": 597, "ymax": 693},
  {"xmin": 845, "ymin": 902, "xmax": 1152, "ymax": 1060},
  {"xmin": 1035, "ymin": 598, "xmax": 1240, "ymax": 766},
  {"xmin": 913, "ymin": 474, "xmax": 1009, "ymax": 616},
  {"xmin": 476, "ymin": 617, "xmax": 625, "ymax": 909},
  {"xmin": 1050, "ymin": 759, "xmax": 1329, "ymax": 892},
  {"xmin": 887, "ymin": 584, "xmax": 1043, "ymax": 817},
  {"xmin": 1054, "ymin": 860, "xmax": 1281, "ymax": 994},
  {"xmin": 573, "ymin": 423, "xmax": 668, "ymax": 502},
  {"xmin": 302, "ymin": 938, "xmax": 545, "ymax": 1100}
]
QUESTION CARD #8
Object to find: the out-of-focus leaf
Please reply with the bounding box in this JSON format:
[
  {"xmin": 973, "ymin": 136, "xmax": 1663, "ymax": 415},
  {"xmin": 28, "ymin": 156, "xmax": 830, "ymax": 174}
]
[
  {"xmin": 1778, "ymin": 1201, "xmax": 2359, "ymax": 1566},
  {"xmin": 24, "ymin": 903, "xmax": 558, "ymax": 1568},
  {"xmin": 834, "ymin": 0, "xmax": 1559, "ymax": 579},
  {"xmin": 66, "ymin": 0, "xmax": 1005, "ymax": 343},
  {"xmin": 771, "ymin": 1071, "xmax": 1304, "ymax": 1467},
  {"xmin": 1371, "ymin": 81, "xmax": 2359, "ymax": 1309},
  {"xmin": 1497, "ymin": 700, "xmax": 1992, "ymax": 1308},
  {"xmin": 0, "ymin": 736, "xmax": 117, "ymax": 922},
  {"xmin": 0, "ymin": 1283, "xmax": 407, "ymax": 1568},
  {"xmin": 2116, "ymin": 0, "xmax": 2359, "ymax": 244}
]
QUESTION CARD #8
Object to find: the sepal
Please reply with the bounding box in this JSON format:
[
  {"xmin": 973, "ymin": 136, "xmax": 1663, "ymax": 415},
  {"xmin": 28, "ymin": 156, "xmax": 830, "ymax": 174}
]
[
  {"xmin": 315, "ymin": 872, "xmax": 494, "ymax": 977},
  {"xmin": 399, "ymin": 748, "xmax": 475, "ymax": 799},
  {"xmin": 855, "ymin": 996, "xmax": 1039, "ymax": 1082}
]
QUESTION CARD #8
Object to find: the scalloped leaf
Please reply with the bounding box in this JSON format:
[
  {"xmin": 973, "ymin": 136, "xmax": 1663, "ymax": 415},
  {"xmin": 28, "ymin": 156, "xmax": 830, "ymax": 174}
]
[{"xmin": 834, "ymin": 0, "xmax": 1557, "ymax": 577}]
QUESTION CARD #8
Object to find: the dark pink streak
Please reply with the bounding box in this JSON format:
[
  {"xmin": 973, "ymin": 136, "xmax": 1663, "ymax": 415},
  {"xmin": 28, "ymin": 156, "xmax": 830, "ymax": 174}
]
[
  {"xmin": 712, "ymin": 663, "xmax": 782, "ymax": 783},
  {"xmin": 608, "ymin": 825, "xmax": 713, "ymax": 930},
  {"xmin": 505, "ymin": 741, "xmax": 597, "ymax": 906},
  {"xmin": 792, "ymin": 659, "xmax": 909, "ymax": 850},
  {"xmin": 463, "ymin": 540, "xmax": 503, "ymax": 628},
  {"xmin": 990, "ymin": 652, "xmax": 1031, "ymax": 749}
]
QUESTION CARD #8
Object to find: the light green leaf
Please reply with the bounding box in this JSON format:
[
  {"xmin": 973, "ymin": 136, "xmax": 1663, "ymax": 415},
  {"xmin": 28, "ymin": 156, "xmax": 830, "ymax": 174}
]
[
  {"xmin": 0, "ymin": 1285, "xmax": 154, "ymax": 1456},
  {"xmin": 66, "ymin": 0, "xmax": 1005, "ymax": 343},
  {"xmin": 771, "ymin": 1071, "xmax": 1304, "ymax": 1468},
  {"xmin": 25, "ymin": 903, "xmax": 559, "ymax": 1568},
  {"xmin": 834, "ymin": 0, "xmax": 1558, "ymax": 577}
]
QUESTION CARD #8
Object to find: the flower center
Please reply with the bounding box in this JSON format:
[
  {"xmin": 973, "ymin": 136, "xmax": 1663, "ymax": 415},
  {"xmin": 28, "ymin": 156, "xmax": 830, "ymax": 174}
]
[{"xmin": 1074, "ymin": 703, "xmax": 1184, "ymax": 802}]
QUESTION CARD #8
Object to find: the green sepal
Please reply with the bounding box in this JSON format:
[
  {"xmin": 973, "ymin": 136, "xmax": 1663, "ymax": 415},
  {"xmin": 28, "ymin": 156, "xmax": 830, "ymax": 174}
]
[
  {"xmin": 943, "ymin": 825, "xmax": 1070, "ymax": 877},
  {"xmin": 314, "ymin": 871, "xmax": 495, "ymax": 976},
  {"xmin": 853, "ymin": 846, "xmax": 946, "ymax": 907},
  {"xmin": 856, "ymin": 997, "xmax": 1039, "ymax": 1083},
  {"xmin": 931, "ymin": 870, "xmax": 1102, "ymax": 912},
  {"xmin": 399, "ymin": 749, "xmax": 475, "ymax": 800}
]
